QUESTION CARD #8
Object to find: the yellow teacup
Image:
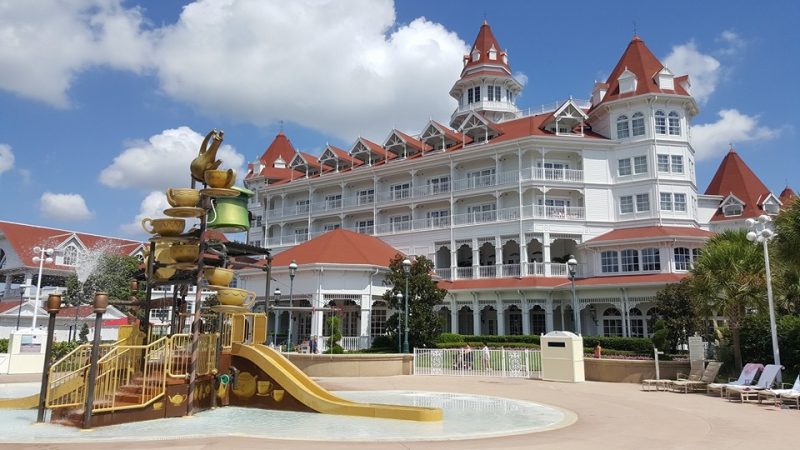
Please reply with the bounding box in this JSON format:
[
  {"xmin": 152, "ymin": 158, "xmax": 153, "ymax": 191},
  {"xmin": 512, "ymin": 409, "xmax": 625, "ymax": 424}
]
[
  {"xmin": 166, "ymin": 188, "xmax": 200, "ymax": 207},
  {"xmin": 204, "ymin": 169, "xmax": 236, "ymax": 189},
  {"xmin": 141, "ymin": 217, "xmax": 185, "ymax": 236},
  {"xmin": 170, "ymin": 244, "xmax": 199, "ymax": 263},
  {"xmin": 216, "ymin": 288, "xmax": 256, "ymax": 307},
  {"xmin": 257, "ymin": 380, "xmax": 271, "ymax": 395},
  {"xmin": 272, "ymin": 389, "xmax": 285, "ymax": 402},
  {"xmin": 204, "ymin": 267, "xmax": 235, "ymax": 286}
]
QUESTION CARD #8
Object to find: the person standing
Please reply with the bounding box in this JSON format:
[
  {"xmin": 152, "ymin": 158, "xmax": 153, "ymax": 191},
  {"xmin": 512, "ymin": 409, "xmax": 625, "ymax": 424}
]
[
  {"xmin": 310, "ymin": 335, "xmax": 318, "ymax": 354},
  {"xmin": 481, "ymin": 342, "xmax": 491, "ymax": 370},
  {"xmin": 464, "ymin": 344, "xmax": 473, "ymax": 370}
]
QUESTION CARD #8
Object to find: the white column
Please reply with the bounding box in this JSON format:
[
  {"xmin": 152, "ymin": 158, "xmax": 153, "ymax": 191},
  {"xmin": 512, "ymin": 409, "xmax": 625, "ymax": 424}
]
[
  {"xmin": 495, "ymin": 243, "xmax": 503, "ymax": 274},
  {"xmin": 473, "ymin": 299, "xmax": 481, "ymax": 336},
  {"xmin": 359, "ymin": 294, "xmax": 370, "ymax": 338},
  {"xmin": 545, "ymin": 299, "xmax": 554, "ymax": 332},
  {"xmin": 520, "ymin": 242, "xmax": 528, "ymax": 275},
  {"xmin": 497, "ymin": 305, "xmax": 505, "ymax": 336},
  {"xmin": 543, "ymin": 233, "xmax": 552, "ymax": 276},
  {"xmin": 450, "ymin": 303, "xmax": 458, "ymax": 334},
  {"xmin": 471, "ymin": 240, "xmax": 479, "ymax": 279}
]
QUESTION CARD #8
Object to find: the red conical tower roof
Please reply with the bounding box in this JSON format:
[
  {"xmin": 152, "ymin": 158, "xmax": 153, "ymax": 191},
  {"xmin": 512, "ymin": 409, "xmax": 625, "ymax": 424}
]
[
  {"xmin": 705, "ymin": 148, "xmax": 772, "ymax": 221},
  {"xmin": 779, "ymin": 186, "xmax": 797, "ymax": 205},
  {"xmin": 593, "ymin": 36, "xmax": 690, "ymax": 108},
  {"xmin": 461, "ymin": 20, "xmax": 510, "ymax": 76},
  {"xmin": 247, "ymin": 132, "xmax": 301, "ymax": 181}
]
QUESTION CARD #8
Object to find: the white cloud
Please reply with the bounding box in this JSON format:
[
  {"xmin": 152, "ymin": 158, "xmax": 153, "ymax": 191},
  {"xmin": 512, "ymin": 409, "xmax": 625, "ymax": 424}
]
[
  {"xmin": 663, "ymin": 41, "xmax": 720, "ymax": 104},
  {"xmin": 691, "ymin": 109, "xmax": 782, "ymax": 161},
  {"xmin": 0, "ymin": 144, "xmax": 14, "ymax": 175},
  {"xmin": 152, "ymin": 0, "xmax": 467, "ymax": 141},
  {"xmin": 120, "ymin": 191, "xmax": 200, "ymax": 236},
  {"xmin": 99, "ymin": 126, "xmax": 245, "ymax": 191},
  {"xmin": 39, "ymin": 192, "xmax": 94, "ymax": 221},
  {"xmin": 0, "ymin": 1, "xmax": 154, "ymax": 107},
  {"xmin": 716, "ymin": 30, "xmax": 746, "ymax": 57}
]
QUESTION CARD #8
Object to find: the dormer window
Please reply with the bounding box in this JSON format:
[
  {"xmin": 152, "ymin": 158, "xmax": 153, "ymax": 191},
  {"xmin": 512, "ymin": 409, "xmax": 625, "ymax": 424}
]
[
  {"xmin": 618, "ymin": 68, "xmax": 637, "ymax": 94},
  {"xmin": 723, "ymin": 203, "xmax": 742, "ymax": 217},
  {"xmin": 764, "ymin": 203, "xmax": 780, "ymax": 215},
  {"xmin": 657, "ymin": 67, "xmax": 675, "ymax": 90},
  {"xmin": 274, "ymin": 156, "xmax": 286, "ymax": 169},
  {"xmin": 471, "ymin": 48, "xmax": 480, "ymax": 62},
  {"xmin": 488, "ymin": 45, "xmax": 497, "ymax": 60},
  {"xmin": 63, "ymin": 246, "xmax": 78, "ymax": 266}
]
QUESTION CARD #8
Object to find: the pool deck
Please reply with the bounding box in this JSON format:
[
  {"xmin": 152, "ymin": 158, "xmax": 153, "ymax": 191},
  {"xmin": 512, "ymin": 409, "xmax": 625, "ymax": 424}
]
[{"xmin": 2, "ymin": 374, "xmax": 799, "ymax": 449}]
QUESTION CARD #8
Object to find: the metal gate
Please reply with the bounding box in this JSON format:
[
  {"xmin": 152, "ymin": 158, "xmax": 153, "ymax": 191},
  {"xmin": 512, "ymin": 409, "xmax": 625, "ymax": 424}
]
[{"xmin": 413, "ymin": 348, "xmax": 542, "ymax": 379}]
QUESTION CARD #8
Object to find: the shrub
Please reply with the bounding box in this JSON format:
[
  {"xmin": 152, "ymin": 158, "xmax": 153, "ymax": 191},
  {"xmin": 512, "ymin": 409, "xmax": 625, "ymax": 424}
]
[
  {"xmin": 436, "ymin": 333, "xmax": 465, "ymax": 344},
  {"xmin": 370, "ymin": 334, "xmax": 395, "ymax": 351},
  {"xmin": 589, "ymin": 336, "xmax": 654, "ymax": 355},
  {"xmin": 0, "ymin": 338, "xmax": 8, "ymax": 353}
]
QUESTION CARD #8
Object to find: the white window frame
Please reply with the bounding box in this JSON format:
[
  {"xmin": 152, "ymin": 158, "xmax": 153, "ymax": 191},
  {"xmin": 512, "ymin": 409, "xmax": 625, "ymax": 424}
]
[
  {"xmin": 641, "ymin": 248, "xmax": 661, "ymax": 271},
  {"xmin": 355, "ymin": 219, "xmax": 374, "ymax": 234},
  {"xmin": 655, "ymin": 110, "xmax": 666, "ymax": 134},
  {"xmin": 390, "ymin": 183, "xmax": 410, "ymax": 201},
  {"xmin": 620, "ymin": 249, "xmax": 640, "ymax": 272},
  {"xmin": 674, "ymin": 193, "xmax": 687, "ymax": 212},
  {"xmin": 426, "ymin": 210, "xmax": 450, "ymax": 227},
  {"xmin": 657, "ymin": 154, "xmax": 670, "ymax": 172},
  {"xmin": 324, "ymin": 193, "xmax": 342, "ymax": 209},
  {"xmin": 618, "ymin": 159, "xmax": 632, "ymax": 176},
  {"xmin": 668, "ymin": 111, "xmax": 681, "ymax": 135},
  {"xmin": 631, "ymin": 112, "xmax": 646, "ymax": 136},
  {"xmin": 633, "ymin": 155, "xmax": 648, "ymax": 174},
  {"xmin": 660, "ymin": 193, "xmax": 673, "ymax": 211},
  {"xmin": 636, "ymin": 193, "xmax": 650, "ymax": 212},
  {"xmin": 674, "ymin": 247, "xmax": 691, "ymax": 271},
  {"xmin": 428, "ymin": 176, "xmax": 450, "ymax": 194},
  {"xmin": 619, "ymin": 195, "xmax": 634, "ymax": 214},
  {"xmin": 617, "ymin": 115, "xmax": 630, "ymax": 139},
  {"xmin": 601, "ymin": 251, "xmax": 619, "ymax": 273},
  {"xmin": 467, "ymin": 168, "xmax": 496, "ymax": 188},
  {"xmin": 357, "ymin": 188, "xmax": 374, "ymax": 205}
]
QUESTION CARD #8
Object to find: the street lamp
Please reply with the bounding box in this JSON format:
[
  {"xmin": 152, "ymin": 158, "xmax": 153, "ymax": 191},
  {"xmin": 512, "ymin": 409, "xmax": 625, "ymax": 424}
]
[
  {"xmin": 395, "ymin": 291, "xmax": 403, "ymax": 353},
  {"xmin": 287, "ymin": 260, "xmax": 297, "ymax": 351},
  {"xmin": 746, "ymin": 215, "xmax": 781, "ymax": 376},
  {"xmin": 272, "ymin": 287, "xmax": 281, "ymax": 346},
  {"xmin": 31, "ymin": 247, "xmax": 54, "ymax": 330},
  {"xmin": 567, "ymin": 255, "xmax": 580, "ymax": 334},
  {"xmin": 402, "ymin": 258, "xmax": 411, "ymax": 353}
]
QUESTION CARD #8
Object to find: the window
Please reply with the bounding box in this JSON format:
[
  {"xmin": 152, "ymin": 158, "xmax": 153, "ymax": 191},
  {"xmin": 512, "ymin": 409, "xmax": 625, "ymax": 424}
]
[
  {"xmin": 356, "ymin": 220, "xmax": 374, "ymax": 234},
  {"xmin": 506, "ymin": 89, "xmax": 513, "ymax": 103},
  {"xmin": 619, "ymin": 195, "xmax": 634, "ymax": 214},
  {"xmin": 636, "ymin": 193, "xmax": 650, "ymax": 212},
  {"xmin": 357, "ymin": 189, "xmax": 374, "ymax": 205},
  {"xmin": 671, "ymin": 155, "xmax": 684, "ymax": 173},
  {"xmin": 642, "ymin": 248, "xmax": 661, "ymax": 271},
  {"xmin": 603, "ymin": 308, "xmax": 623, "ymax": 337},
  {"xmin": 63, "ymin": 246, "xmax": 78, "ymax": 266},
  {"xmin": 660, "ymin": 192, "xmax": 673, "ymax": 211},
  {"xmin": 674, "ymin": 247, "xmax": 691, "ymax": 271},
  {"xmin": 618, "ymin": 159, "xmax": 632, "ymax": 176},
  {"xmin": 601, "ymin": 251, "xmax": 619, "ymax": 273},
  {"xmin": 723, "ymin": 203, "xmax": 743, "ymax": 217},
  {"xmin": 487, "ymin": 85, "xmax": 494, "ymax": 101},
  {"xmin": 764, "ymin": 202, "xmax": 780, "ymax": 215},
  {"xmin": 389, "ymin": 215, "xmax": 411, "ymax": 232},
  {"xmin": 538, "ymin": 161, "xmax": 569, "ymax": 180},
  {"xmin": 426, "ymin": 210, "xmax": 450, "ymax": 227},
  {"xmin": 616, "ymin": 115, "xmax": 630, "ymax": 138},
  {"xmin": 495, "ymin": 86, "xmax": 501, "ymax": 101},
  {"xmin": 668, "ymin": 111, "xmax": 681, "ymax": 135},
  {"xmin": 323, "ymin": 224, "xmax": 340, "ymax": 232},
  {"xmin": 530, "ymin": 306, "xmax": 546, "ymax": 335},
  {"xmin": 294, "ymin": 228, "xmax": 309, "ymax": 241},
  {"xmin": 629, "ymin": 308, "xmax": 645, "ymax": 337},
  {"xmin": 467, "ymin": 204, "xmax": 496, "ymax": 222},
  {"xmin": 655, "ymin": 110, "xmax": 666, "ymax": 134},
  {"xmin": 324, "ymin": 194, "xmax": 342, "ymax": 209},
  {"xmin": 296, "ymin": 199, "xmax": 309, "ymax": 213},
  {"xmin": 467, "ymin": 88, "xmax": 474, "ymax": 104},
  {"xmin": 370, "ymin": 305, "xmax": 387, "ymax": 336},
  {"xmin": 253, "ymin": 240, "xmax": 261, "ymax": 248},
  {"xmin": 674, "ymin": 193, "xmax": 687, "ymax": 212},
  {"xmin": 657, "ymin": 154, "xmax": 670, "ymax": 172},
  {"xmin": 621, "ymin": 249, "xmax": 640, "ymax": 272},
  {"xmin": 428, "ymin": 176, "xmax": 450, "ymax": 194},
  {"xmin": 631, "ymin": 112, "xmax": 645, "ymax": 136},
  {"xmin": 468, "ymin": 168, "xmax": 496, "ymax": 188},
  {"xmin": 474, "ymin": 86, "xmax": 480, "ymax": 102},
  {"xmin": 390, "ymin": 183, "xmax": 410, "ymax": 200},
  {"xmin": 692, "ymin": 248, "xmax": 701, "ymax": 262},
  {"xmin": 634, "ymin": 156, "xmax": 648, "ymax": 174}
]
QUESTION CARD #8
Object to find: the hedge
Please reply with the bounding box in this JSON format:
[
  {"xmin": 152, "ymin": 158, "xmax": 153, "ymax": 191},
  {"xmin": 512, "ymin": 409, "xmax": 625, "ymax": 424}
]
[{"xmin": 435, "ymin": 334, "xmax": 654, "ymax": 354}]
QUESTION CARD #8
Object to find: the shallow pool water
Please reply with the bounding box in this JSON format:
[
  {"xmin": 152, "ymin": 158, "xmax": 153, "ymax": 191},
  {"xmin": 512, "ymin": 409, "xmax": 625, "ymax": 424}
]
[{"xmin": 0, "ymin": 388, "xmax": 573, "ymax": 443}]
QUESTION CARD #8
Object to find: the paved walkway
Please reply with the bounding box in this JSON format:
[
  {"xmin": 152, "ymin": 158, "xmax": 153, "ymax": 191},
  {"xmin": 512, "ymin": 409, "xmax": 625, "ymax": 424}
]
[{"xmin": 2, "ymin": 375, "xmax": 799, "ymax": 449}]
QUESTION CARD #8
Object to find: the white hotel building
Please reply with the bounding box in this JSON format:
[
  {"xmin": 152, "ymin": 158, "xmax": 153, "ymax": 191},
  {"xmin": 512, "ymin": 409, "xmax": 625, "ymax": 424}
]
[{"xmin": 240, "ymin": 22, "xmax": 794, "ymax": 344}]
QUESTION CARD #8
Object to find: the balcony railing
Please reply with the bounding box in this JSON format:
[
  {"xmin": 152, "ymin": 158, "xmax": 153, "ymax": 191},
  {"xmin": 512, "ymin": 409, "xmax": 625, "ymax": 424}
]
[
  {"xmin": 432, "ymin": 262, "xmax": 577, "ymax": 281},
  {"xmin": 520, "ymin": 167, "xmax": 584, "ymax": 183}
]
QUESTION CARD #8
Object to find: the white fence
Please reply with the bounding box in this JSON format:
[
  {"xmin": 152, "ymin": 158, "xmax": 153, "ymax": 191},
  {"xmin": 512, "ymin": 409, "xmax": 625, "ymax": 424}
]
[{"xmin": 413, "ymin": 348, "xmax": 542, "ymax": 379}]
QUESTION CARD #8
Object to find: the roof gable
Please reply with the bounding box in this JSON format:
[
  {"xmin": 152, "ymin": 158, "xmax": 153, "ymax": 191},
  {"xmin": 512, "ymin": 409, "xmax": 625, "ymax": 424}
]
[
  {"xmin": 705, "ymin": 148, "xmax": 772, "ymax": 221},
  {"xmin": 270, "ymin": 228, "xmax": 402, "ymax": 267}
]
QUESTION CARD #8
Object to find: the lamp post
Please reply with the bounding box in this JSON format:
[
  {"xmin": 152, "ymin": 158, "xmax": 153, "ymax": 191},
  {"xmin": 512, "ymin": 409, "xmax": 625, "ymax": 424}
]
[
  {"xmin": 395, "ymin": 291, "xmax": 403, "ymax": 353},
  {"xmin": 567, "ymin": 255, "xmax": 579, "ymax": 334},
  {"xmin": 37, "ymin": 293, "xmax": 62, "ymax": 423},
  {"xmin": 83, "ymin": 292, "xmax": 108, "ymax": 429},
  {"xmin": 31, "ymin": 246, "xmax": 54, "ymax": 330},
  {"xmin": 287, "ymin": 260, "xmax": 297, "ymax": 351},
  {"xmin": 272, "ymin": 287, "xmax": 281, "ymax": 346},
  {"xmin": 402, "ymin": 258, "xmax": 411, "ymax": 353},
  {"xmin": 15, "ymin": 284, "xmax": 32, "ymax": 330},
  {"xmin": 746, "ymin": 215, "xmax": 781, "ymax": 377}
]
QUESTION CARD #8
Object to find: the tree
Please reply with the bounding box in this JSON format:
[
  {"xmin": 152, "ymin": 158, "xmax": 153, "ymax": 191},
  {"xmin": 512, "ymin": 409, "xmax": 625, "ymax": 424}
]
[
  {"xmin": 79, "ymin": 323, "xmax": 89, "ymax": 343},
  {"xmin": 382, "ymin": 254, "xmax": 448, "ymax": 351},
  {"xmin": 653, "ymin": 280, "xmax": 702, "ymax": 351},
  {"xmin": 689, "ymin": 230, "xmax": 765, "ymax": 371},
  {"xmin": 773, "ymin": 200, "xmax": 800, "ymax": 314},
  {"xmin": 64, "ymin": 254, "xmax": 140, "ymax": 313},
  {"xmin": 325, "ymin": 316, "xmax": 343, "ymax": 354}
]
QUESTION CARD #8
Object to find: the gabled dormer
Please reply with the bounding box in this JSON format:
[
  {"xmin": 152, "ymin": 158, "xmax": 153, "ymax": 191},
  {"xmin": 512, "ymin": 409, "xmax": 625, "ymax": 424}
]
[
  {"xmin": 273, "ymin": 156, "xmax": 286, "ymax": 169},
  {"xmin": 541, "ymin": 99, "xmax": 589, "ymax": 136},
  {"xmin": 289, "ymin": 152, "xmax": 321, "ymax": 177},
  {"xmin": 720, "ymin": 194, "xmax": 745, "ymax": 218},
  {"xmin": 591, "ymin": 82, "xmax": 609, "ymax": 106},
  {"xmin": 383, "ymin": 129, "xmax": 430, "ymax": 160},
  {"xmin": 760, "ymin": 193, "xmax": 782, "ymax": 215},
  {"xmin": 617, "ymin": 68, "xmax": 637, "ymax": 94},
  {"xmin": 419, "ymin": 120, "xmax": 469, "ymax": 152},
  {"xmin": 350, "ymin": 137, "xmax": 389, "ymax": 166},
  {"xmin": 318, "ymin": 144, "xmax": 359, "ymax": 173},
  {"xmin": 54, "ymin": 234, "xmax": 87, "ymax": 266},
  {"xmin": 458, "ymin": 111, "xmax": 501, "ymax": 144},
  {"xmin": 657, "ymin": 67, "xmax": 675, "ymax": 91}
]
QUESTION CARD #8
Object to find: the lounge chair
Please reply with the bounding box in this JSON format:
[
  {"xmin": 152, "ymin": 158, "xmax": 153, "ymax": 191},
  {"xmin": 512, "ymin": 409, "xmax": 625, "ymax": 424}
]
[
  {"xmin": 667, "ymin": 361, "xmax": 723, "ymax": 393},
  {"xmin": 642, "ymin": 366, "xmax": 704, "ymax": 392},
  {"xmin": 758, "ymin": 375, "xmax": 800, "ymax": 406},
  {"xmin": 779, "ymin": 389, "xmax": 800, "ymax": 409},
  {"xmin": 726, "ymin": 364, "xmax": 782, "ymax": 402},
  {"xmin": 706, "ymin": 363, "xmax": 764, "ymax": 397}
]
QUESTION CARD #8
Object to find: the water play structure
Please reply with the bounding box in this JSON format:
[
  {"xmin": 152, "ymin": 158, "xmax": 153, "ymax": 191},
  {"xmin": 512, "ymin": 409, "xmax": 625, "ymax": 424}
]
[{"xmin": 0, "ymin": 129, "xmax": 442, "ymax": 427}]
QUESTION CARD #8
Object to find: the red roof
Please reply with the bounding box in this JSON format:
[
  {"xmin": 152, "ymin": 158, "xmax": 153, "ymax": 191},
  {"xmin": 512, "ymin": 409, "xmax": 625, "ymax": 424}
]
[
  {"xmin": 704, "ymin": 148, "xmax": 773, "ymax": 221},
  {"xmin": 392, "ymin": 130, "xmax": 431, "ymax": 152},
  {"xmin": 592, "ymin": 36, "xmax": 690, "ymax": 110},
  {"xmin": 247, "ymin": 132, "xmax": 303, "ymax": 181},
  {"xmin": 324, "ymin": 145, "xmax": 361, "ymax": 167},
  {"xmin": 0, "ymin": 221, "xmax": 142, "ymax": 269},
  {"xmin": 490, "ymin": 114, "xmax": 607, "ymax": 144},
  {"xmin": 269, "ymin": 229, "xmax": 401, "ymax": 267},
  {"xmin": 587, "ymin": 226, "xmax": 714, "ymax": 244},
  {"xmin": 461, "ymin": 21, "xmax": 510, "ymax": 75},
  {"xmin": 57, "ymin": 305, "xmax": 96, "ymax": 318},
  {"xmin": 779, "ymin": 186, "xmax": 797, "ymax": 205},
  {"xmin": 575, "ymin": 273, "xmax": 686, "ymax": 287}
]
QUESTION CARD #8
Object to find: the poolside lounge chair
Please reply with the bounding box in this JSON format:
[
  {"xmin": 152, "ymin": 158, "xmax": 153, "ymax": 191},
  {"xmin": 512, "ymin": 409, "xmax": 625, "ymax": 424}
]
[
  {"xmin": 641, "ymin": 366, "xmax": 704, "ymax": 392},
  {"xmin": 779, "ymin": 389, "xmax": 800, "ymax": 409},
  {"xmin": 706, "ymin": 363, "xmax": 764, "ymax": 397},
  {"xmin": 726, "ymin": 364, "xmax": 782, "ymax": 402},
  {"xmin": 758, "ymin": 375, "xmax": 800, "ymax": 406},
  {"xmin": 667, "ymin": 361, "xmax": 723, "ymax": 393}
]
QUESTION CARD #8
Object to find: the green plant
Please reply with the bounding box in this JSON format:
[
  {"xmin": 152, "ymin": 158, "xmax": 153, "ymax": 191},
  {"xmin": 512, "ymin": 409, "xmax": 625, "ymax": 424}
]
[
  {"xmin": 0, "ymin": 338, "xmax": 8, "ymax": 353},
  {"xmin": 79, "ymin": 323, "xmax": 89, "ymax": 343},
  {"xmin": 50, "ymin": 340, "xmax": 80, "ymax": 363},
  {"xmin": 436, "ymin": 333, "xmax": 465, "ymax": 344},
  {"xmin": 325, "ymin": 316, "xmax": 343, "ymax": 354},
  {"xmin": 370, "ymin": 334, "xmax": 395, "ymax": 350}
]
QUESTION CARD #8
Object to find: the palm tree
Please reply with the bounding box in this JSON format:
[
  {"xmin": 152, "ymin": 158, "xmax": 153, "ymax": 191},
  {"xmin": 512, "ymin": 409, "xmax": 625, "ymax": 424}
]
[
  {"xmin": 689, "ymin": 230, "xmax": 765, "ymax": 371},
  {"xmin": 774, "ymin": 199, "xmax": 800, "ymax": 267}
]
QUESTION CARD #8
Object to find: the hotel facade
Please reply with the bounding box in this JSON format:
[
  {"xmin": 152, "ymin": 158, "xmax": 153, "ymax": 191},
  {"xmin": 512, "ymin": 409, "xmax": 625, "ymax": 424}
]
[{"xmin": 239, "ymin": 23, "xmax": 794, "ymax": 347}]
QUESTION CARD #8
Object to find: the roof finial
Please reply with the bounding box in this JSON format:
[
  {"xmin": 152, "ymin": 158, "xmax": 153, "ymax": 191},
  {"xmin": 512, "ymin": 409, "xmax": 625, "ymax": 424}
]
[
  {"xmin": 633, "ymin": 20, "xmax": 638, "ymax": 38},
  {"xmin": 279, "ymin": 120, "xmax": 284, "ymax": 132}
]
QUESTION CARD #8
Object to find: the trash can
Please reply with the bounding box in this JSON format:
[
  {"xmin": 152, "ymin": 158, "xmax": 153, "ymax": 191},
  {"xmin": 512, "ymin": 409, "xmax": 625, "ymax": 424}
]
[{"xmin": 540, "ymin": 331, "xmax": 585, "ymax": 382}]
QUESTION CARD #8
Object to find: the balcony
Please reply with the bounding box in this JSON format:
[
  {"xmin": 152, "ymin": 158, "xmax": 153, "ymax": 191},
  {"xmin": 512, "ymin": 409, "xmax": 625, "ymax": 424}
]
[
  {"xmin": 520, "ymin": 167, "xmax": 584, "ymax": 183},
  {"xmin": 433, "ymin": 262, "xmax": 579, "ymax": 281}
]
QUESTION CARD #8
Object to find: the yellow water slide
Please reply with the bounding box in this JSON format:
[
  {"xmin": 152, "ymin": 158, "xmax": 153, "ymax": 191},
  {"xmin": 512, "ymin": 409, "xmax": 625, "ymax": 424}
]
[
  {"xmin": 0, "ymin": 376, "xmax": 84, "ymax": 409},
  {"xmin": 231, "ymin": 343, "xmax": 442, "ymax": 422}
]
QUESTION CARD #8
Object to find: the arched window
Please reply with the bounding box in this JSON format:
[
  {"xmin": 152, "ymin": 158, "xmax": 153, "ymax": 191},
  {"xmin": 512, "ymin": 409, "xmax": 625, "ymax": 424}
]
[
  {"xmin": 530, "ymin": 305, "xmax": 546, "ymax": 335},
  {"xmin": 674, "ymin": 247, "xmax": 691, "ymax": 271},
  {"xmin": 631, "ymin": 112, "xmax": 646, "ymax": 136},
  {"xmin": 621, "ymin": 249, "xmax": 640, "ymax": 272},
  {"xmin": 668, "ymin": 111, "xmax": 681, "ymax": 135},
  {"xmin": 616, "ymin": 115, "xmax": 630, "ymax": 138},
  {"xmin": 63, "ymin": 246, "xmax": 78, "ymax": 266},
  {"xmin": 655, "ymin": 110, "xmax": 666, "ymax": 134},
  {"xmin": 601, "ymin": 251, "xmax": 619, "ymax": 273},
  {"xmin": 629, "ymin": 308, "xmax": 645, "ymax": 337},
  {"xmin": 641, "ymin": 248, "xmax": 661, "ymax": 271},
  {"xmin": 603, "ymin": 308, "xmax": 623, "ymax": 337}
]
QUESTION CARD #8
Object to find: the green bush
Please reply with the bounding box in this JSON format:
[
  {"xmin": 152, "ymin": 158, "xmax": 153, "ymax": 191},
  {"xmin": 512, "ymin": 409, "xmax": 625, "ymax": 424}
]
[
  {"xmin": 50, "ymin": 340, "xmax": 80, "ymax": 364},
  {"xmin": 0, "ymin": 338, "xmax": 8, "ymax": 353},
  {"xmin": 436, "ymin": 333, "xmax": 465, "ymax": 344},
  {"xmin": 589, "ymin": 336, "xmax": 654, "ymax": 354},
  {"xmin": 370, "ymin": 334, "xmax": 395, "ymax": 351},
  {"xmin": 732, "ymin": 313, "xmax": 800, "ymax": 382}
]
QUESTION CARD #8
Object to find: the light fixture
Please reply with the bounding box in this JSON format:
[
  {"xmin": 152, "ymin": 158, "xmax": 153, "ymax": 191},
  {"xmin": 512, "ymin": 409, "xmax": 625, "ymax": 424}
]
[
  {"xmin": 31, "ymin": 247, "xmax": 54, "ymax": 330},
  {"xmin": 747, "ymin": 214, "xmax": 781, "ymax": 378}
]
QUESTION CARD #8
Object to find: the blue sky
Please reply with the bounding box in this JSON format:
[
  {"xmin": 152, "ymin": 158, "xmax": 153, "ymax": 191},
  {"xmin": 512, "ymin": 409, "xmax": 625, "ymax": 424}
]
[{"xmin": 0, "ymin": 0, "xmax": 796, "ymax": 238}]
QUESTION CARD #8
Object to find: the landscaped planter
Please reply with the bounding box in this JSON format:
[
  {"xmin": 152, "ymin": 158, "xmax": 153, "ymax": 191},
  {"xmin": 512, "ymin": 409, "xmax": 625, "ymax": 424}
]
[
  {"xmin": 584, "ymin": 358, "xmax": 690, "ymax": 383},
  {"xmin": 286, "ymin": 353, "xmax": 414, "ymax": 377}
]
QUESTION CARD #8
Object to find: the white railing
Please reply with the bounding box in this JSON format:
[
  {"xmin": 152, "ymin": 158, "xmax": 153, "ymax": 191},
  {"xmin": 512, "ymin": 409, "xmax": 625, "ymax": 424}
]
[
  {"xmin": 413, "ymin": 348, "xmax": 542, "ymax": 379},
  {"xmin": 520, "ymin": 167, "xmax": 584, "ymax": 183},
  {"xmin": 478, "ymin": 266, "xmax": 496, "ymax": 279},
  {"xmin": 434, "ymin": 268, "xmax": 452, "ymax": 280},
  {"xmin": 336, "ymin": 336, "xmax": 371, "ymax": 352},
  {"xmin": 452, "ymin": 210, "xmax": 497, "ymax": 225},
  {"xmin": 412, "ymin": 183, "xmax": 450, "ymax": 197},
  {"xmin": 452, "ymin": 174, "xmax": 496, "ymax": 192},
  {"xmin": 456, "ymin": 267, "xmax": 473, "ymax": 279},
  {"xmin": 502, "ymin": 264, "xmax": 521, "ymax": 277},
  {"xmin": 1, "ymin": 286, "xmax": 67, "ymax": 299},
  {"xmin": 524, "ymin": 261, "xmax": 546, "ymax": 276},
  {"xmin": 520, "ymin": 98, "xmax": 591, "ymax": 116}
]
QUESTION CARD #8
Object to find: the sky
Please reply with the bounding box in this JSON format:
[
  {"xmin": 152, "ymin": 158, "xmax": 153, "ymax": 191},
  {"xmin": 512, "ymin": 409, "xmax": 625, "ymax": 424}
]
[{"xmin": 0, "ymin": 0, "xmax": 797, "ymax": 240}]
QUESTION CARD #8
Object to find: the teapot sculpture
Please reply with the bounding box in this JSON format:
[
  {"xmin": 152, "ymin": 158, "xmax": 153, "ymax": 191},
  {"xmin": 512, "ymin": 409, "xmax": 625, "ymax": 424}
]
[{"xmin": 190, "ymin": 129, "xmax": 224, "ymax": 182}]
